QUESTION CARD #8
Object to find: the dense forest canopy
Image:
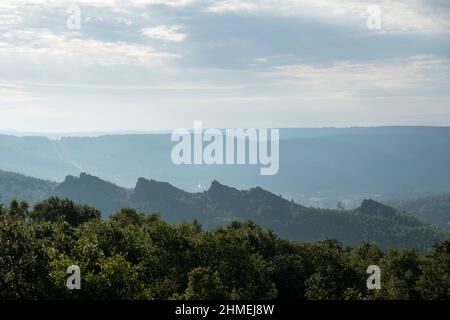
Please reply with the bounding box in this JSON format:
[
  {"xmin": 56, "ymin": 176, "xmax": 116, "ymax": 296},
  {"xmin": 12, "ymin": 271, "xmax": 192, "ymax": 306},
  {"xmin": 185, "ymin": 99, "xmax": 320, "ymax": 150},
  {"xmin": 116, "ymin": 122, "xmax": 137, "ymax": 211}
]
[{"xmin": 0, "ymin": 197, "xmax": 448, "ymax": 300}]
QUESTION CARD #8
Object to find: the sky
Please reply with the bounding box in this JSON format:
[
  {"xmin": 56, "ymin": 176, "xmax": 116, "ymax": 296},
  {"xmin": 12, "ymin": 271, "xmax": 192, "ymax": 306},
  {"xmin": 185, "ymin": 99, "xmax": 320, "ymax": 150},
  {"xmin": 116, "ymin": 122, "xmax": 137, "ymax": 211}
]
[{"xmin": 0, "ymin": 0, "xmax": 449, "ymax": 133}]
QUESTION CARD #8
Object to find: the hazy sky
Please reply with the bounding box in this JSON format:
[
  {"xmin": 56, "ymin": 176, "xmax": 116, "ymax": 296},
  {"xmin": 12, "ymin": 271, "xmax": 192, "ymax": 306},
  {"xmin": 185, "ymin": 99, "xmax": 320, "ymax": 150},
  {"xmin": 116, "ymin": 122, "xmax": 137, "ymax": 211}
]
[{"xmin": 1, "ymin": 0, "xmax": 450, "ymax": 132}]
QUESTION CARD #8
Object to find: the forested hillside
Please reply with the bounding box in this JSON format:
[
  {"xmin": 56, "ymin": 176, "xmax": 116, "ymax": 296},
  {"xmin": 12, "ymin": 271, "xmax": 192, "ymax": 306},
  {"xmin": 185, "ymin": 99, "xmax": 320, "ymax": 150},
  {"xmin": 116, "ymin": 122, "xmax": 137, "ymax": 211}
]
[
  {"xmin": 0, "ymin": 170, "xmax": 55, "ymax": 204},
  {"xmin": 0, "ymin": 198, "xmax": 448, "ymax": 300},
  {"xmin": 0, "ymin": 171, "xmax": 447, "ymax": 251},
  {"xmin": 55, "ymin": 174, "xmax": 448, "ymax": 251},
  {"xmin": 389, "ymin": 194, "xmax": 450, "ymax": 232}
]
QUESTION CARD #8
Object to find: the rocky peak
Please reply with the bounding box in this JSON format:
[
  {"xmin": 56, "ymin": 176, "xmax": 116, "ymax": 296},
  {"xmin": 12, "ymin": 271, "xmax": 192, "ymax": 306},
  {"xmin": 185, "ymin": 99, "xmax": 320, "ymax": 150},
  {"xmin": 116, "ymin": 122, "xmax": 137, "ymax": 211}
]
[{"xmin": 359, "ymin": 199, "xmax": 397, "ymax": 217}]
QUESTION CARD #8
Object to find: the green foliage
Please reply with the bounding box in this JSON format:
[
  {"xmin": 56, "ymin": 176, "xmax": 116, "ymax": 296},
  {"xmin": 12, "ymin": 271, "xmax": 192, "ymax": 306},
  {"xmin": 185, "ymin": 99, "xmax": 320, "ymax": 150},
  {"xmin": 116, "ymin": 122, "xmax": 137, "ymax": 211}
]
[
  {"xmin": 0, "ymin": 199, "xmax": 449, "ymax": 300},
  {"xmin": 30, "ymin": 197, "xmax": 100, "ymax": 227},
  {"xmin": 304, "ymin": 240, "xmax": 362, "ymax": 300},
  {"xmin": 0, "ymin": 215, "xmax": 51, "ymax": 299},
  {"xmin": 416, "ymin": 242, "xmax": 450, "ymax": 299},
  {"xmin": 378, "ymin": 249, "xmax": 423, "ymax": 299},
  {"xmin": 9, "ymin": 199, "xmax": 29, "ymax": 218},
  {"xmin": 178, "ymin": 267, "xmax": 227, "ymax": 300}
]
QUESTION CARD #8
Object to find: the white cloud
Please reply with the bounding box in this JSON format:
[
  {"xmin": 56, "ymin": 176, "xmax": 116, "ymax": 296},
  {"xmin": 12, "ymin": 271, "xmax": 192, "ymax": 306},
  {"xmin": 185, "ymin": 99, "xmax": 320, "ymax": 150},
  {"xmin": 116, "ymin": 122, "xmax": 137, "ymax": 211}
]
[
  {"xmin": 0, "ymin": 0, "xmax": 448, "ymax": 131},
  {"xmin": 0, "ymin": 84, "xmax": 35, "ymax": 102},
  {"xmin": 128, "ymin": 0, "xmax": 193, "ymax": 6},
  {"xmin": 3, "ymin": 0, "xmax": 449, "ymax": 35},
  {"xmin": 0, "ymin": 29, "xmax": 180, "ymax": 66},
  {"xmin": 208, "ymin": 0, "xmax": 257, "ymax": 13},
  {"xmin": 0, "ymin": 0, "xmax": 193, "ymax": 8},
  {"xmin": 259, "ymin": 55, "xmax": 450, "ymax": 97},
  {"xmin": 142, "ymin": 25, "xmax": 187, "ymax": 42},
  {"xmin": 0, "ymin": 105, "xmax": 68, "ymax": 118},
  {"xmin": 207, "ymin": 0, "xmax": 450, "ymax": 33},
  {"xmin": 0, "ymin": 13, "xmax": 22, "ymax": 26}
]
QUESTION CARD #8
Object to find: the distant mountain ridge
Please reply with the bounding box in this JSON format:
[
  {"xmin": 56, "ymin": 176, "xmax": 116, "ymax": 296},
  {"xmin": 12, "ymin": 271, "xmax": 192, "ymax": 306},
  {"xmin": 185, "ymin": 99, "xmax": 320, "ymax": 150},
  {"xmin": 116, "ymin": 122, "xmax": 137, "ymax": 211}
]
[
  {"xmin": 0, "ymin": 170, "xmax": 447, "ymax": 251},
  {"xmin": 2, "ymin": 127, "xmax": 450, "ymax": 207}
]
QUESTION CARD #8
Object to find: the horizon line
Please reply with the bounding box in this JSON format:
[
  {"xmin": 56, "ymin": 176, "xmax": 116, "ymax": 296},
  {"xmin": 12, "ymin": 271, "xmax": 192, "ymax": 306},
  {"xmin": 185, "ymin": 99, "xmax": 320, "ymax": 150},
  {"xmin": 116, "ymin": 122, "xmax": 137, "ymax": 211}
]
[{"xmin": 2, "ymin": 125, "xmax": 450, "ymax": 139}]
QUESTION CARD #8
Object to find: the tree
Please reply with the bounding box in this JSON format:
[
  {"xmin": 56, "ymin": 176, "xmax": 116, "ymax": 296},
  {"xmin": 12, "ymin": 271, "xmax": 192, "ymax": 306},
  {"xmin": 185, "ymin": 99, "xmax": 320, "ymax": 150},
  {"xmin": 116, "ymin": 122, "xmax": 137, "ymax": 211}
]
[
  {"xmin": 0, "ymin": 197, "xmax": 448, "ymax": 300},
  {"xmin": 304, "ymin": 240, "xmax": 361, "ymax": 300},
  {"xmin": 180, "ymin": 267, "xmax": 227, "ymax": 300},
  {"xmin": 9, "ymin": 199, "xmax": 29, "ymax": 218},
  {"xmin": 272, "ymin": 253, "xmax": 310, "ymax": 300},
  {"xmin": 0, "ymin": 214, "xmax": 52, "ymax": 299},
  {"xmin": 416, "ymin": 241, "xmax": 450, "ymax": 299},
  {"xmin": 31, "ymin": 197, "xmax": 100, "ymax": 227},
  {"xmin": 380, "ymin": 249, "xmax": 423, "ymax": 299}
]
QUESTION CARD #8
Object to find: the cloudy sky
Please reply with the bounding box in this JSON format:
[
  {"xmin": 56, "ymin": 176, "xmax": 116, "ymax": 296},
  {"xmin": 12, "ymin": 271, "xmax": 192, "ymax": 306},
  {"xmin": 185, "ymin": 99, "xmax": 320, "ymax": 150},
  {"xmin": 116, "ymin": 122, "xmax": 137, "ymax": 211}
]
[{"xmin": 0, "ymin": 0, "xmax": 449, "ymax": 133}]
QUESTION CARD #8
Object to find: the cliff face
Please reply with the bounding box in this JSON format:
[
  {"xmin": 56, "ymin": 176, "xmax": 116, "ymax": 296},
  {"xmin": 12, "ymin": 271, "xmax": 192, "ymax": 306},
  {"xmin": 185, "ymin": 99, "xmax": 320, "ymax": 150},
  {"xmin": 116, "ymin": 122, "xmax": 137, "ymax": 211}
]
[
  {"xmin": 132, "ymin": 177, "xmax": 190, "ymax": 204},
  {"xmin": 55, "ymin": 173, "xmax": 130, "ymax": 215},
  {"xmin": 359, "ymin": 199, "xmax": 397, "ymax": 218}
]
